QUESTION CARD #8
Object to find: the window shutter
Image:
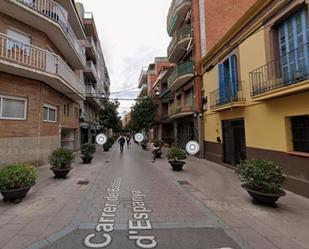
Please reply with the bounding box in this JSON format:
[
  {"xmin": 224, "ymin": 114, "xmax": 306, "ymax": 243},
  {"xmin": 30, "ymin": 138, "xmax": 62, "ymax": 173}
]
[
  {"xmin": 218, "ymin": 63, "xmax": 225, "ymax": 103},
  {"xmin": 229, "ymin": 55, "xmax": 238, "ymax": 98}
]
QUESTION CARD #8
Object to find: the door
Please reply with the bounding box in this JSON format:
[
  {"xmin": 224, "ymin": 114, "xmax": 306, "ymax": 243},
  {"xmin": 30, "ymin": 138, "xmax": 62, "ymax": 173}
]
[{"xmin": 222, "ymin": 119, "xmax": 246, "ymax": 166}]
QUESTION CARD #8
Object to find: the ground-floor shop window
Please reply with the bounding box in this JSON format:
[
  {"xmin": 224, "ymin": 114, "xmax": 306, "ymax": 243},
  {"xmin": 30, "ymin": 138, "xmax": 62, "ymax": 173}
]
[
  {"xmin": 43, "ymin": 104, "xmax": 57, "ymax": 123},
  {"xmin": 0, "ymin": 94, "xmax": 27, "ymax": 120},
  {"xmin": 291, "ymin": 115, "xmax": 309, "ymax": 153}
]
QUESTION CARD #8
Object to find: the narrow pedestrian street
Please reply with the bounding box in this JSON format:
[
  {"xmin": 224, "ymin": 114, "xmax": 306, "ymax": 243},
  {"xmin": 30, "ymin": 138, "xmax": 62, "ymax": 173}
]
[{"xmin": 1, "ymin": 143, "xmax": 309, "ymax": 249}]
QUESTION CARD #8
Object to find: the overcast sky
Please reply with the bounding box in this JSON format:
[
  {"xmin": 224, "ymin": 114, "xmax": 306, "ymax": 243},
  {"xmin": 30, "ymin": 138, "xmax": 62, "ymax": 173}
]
[{"xmin": 78, "ymin": 0, "xmax": 171, "ymax": 116}]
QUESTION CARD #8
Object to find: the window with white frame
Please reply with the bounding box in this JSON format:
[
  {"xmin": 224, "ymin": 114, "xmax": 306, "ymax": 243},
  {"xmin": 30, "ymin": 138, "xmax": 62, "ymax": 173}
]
[
  {"xmin": 43, "ymin": 104, "xmax": 57, "ymax": 122},
  {"xmin": 7, "ymin": 29, "xmax": 31, "ymax": 54},
  {"xmin": 0, "ymin": 95, "xmax": 27, "ymax": 120}
]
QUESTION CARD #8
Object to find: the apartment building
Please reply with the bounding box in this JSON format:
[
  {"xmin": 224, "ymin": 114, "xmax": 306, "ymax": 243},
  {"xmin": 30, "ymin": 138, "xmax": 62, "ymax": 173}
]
[
  {"xmin": 76, "ymin": 3, "xmax": 110, "ymax": 145},
  {"xmin": 0, "ymin": 0, "xmax": 109, "ymax": 166},
  {"xmin": 151, "ymin": 65, "xmax": 174, "ymax": 146},
  {"xmin": 202, "ymin": 0, "xmax": 309, "ymax": 197}
]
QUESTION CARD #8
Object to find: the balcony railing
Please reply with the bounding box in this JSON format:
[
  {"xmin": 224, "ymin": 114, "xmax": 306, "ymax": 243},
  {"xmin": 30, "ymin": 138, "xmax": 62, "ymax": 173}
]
[
  {"xmin": 15, "ymin": 0, "xmax": 85, "ymax": 65},
  {"xmin": 250, "ymin": 43, "xmax": 309, "ymax": 96},
  {"xmin": 167, "ymin": 24, "xmax": 192, "ymax": 56},
  {"xmin": 167, "ymin": 0, "xmax": 191, "ymax": 34},
  {"xmin": 87, "ymin": 36, "xmax": 97, "ymax": 54},
  {"xmin": 168, "ymin": 61, "xmax": 194, "ymax": 86},
  {"xmin": 0, "ymin": 33, "xmax": 83, "ymax": 94},
  {"xmin": 86, "ymin": 60, "xmax": 98, "ymax": 79},
  {"xmin": 210, "ymin": 81, "xmax": 245, "ymax": 109}
]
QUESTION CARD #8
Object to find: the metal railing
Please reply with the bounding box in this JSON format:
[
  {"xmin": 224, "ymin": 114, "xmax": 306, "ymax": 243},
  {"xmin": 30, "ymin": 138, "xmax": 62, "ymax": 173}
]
[
  {"xmin": 210, "ymin": 81, "xmax": 245, "ymax": 109},
  {"xmin": 168, "ymin": 61, "xmax": 194, "ymax": 87},
  {"xmin": 167, "ymin": 24, "xmax": 192, "ymax": 56},
  {"xmin": 86, "ymin": 60, "xmax": 98, "ymax": 79},
  {"xmin": 167, "ymin": 0, "xmax": 191, "ymax": 33},
  {"xmin": 0, "ymin": 32, "xmax": 83, "ymax": 94},
  {"xmin": 15, "ymin": 0, "xmax": 85, "ymax": 65},
  {"xmin": 249, "ymin": 43, "xmax": 309, "ymax": 96},
  {"xmin": 87, "ymin": 36, "xmax": 97, "ymax": 54}
]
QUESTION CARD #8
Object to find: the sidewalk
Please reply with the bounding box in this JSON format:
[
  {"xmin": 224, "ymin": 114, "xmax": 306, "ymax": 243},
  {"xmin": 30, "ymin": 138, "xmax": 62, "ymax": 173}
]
[
  {"xmin": 155, "ymin": 148, "xmax": 309, "ymax": 249},
  {"xmin": 0, "ymin": 148, "xmax": 111, "ymax": 249}
]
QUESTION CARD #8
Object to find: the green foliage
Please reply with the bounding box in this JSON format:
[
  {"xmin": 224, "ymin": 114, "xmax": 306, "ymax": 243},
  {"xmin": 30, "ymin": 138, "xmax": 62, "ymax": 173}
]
[
  {"xmin": 99, "ymin": 99, "xmax": 122, "ymax": 132},
  {"xmin": 48, "ymin": 148, "xmax": 75, "ymax": 169},
  {"xmin": 0, "ymin": 163, "xmax": 36, "ymax": 190},
  {"xmin": 167, "ymin": 147, "xmax": 187, "ymax": 161},
  {"xmin": 131, "ymin": 97, "xmax": 158, "ymax": 132},
  {"xmin": 237, "ymin": 159, "xmax": 286, "ymax": 194},
  {"xmin": 141, "ymin": 139, "xmax": 149, "ymax": 146},
  {"xmin": 81, "ymin": 143, "xmax": 96, "ymax": 158},
  {"xmin": 152, "ymin": 140, "xmax": 164, "ymax": 148},
  {"xmin": 103, "ymin": 137, "xmax": 114, "ymax": 150}
]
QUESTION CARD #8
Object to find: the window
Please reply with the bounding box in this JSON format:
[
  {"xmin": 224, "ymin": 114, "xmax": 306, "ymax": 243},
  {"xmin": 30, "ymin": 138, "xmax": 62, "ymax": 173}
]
[
  {"xmin": 64, "ymin": 103, "xmax": 70, "ymax": 117},
  {"xmin": 43, "ymin": 104, "xmax": 57, "ymax": 122},
  {"xmin": 0, "ymin": 95, "xmax": 27, "ymax": 120},
  {"xmin": 278, "ymin": 8, "xmax": 309, "ymax": 83},
  {"xmin": 291, "ymin": 115, "xmax": 309, "ymax": 153},
  {"xmin": 7, "ymin": 29, "xmax": 31, "ymax": 55},
  {"xmin": 185, "ymin": 88, "xmax": 193, "ymax": 106},
  {"xmin": 218, "ymin": 55, "xmax": 238, "ymax": 103}
]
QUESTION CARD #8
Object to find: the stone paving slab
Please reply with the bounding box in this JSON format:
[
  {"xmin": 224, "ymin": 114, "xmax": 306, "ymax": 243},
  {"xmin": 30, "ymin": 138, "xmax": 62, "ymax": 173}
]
[{"xmin": 44, "ymin": 228, "xmax": 241, "ymax": 249}]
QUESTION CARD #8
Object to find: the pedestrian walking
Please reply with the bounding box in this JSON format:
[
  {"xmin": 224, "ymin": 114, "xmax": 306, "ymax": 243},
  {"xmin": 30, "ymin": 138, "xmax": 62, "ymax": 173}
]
[
  {"xmin": 126, "ymin": 135, "xmax": 131, "ymax": 148},
  {"xmin": 118, "ymin": 135, "xmax": 126, "ymax": 154},
  {"xmin": 150, "ymin": 142, "xmax": 160, "ymax": 162}
]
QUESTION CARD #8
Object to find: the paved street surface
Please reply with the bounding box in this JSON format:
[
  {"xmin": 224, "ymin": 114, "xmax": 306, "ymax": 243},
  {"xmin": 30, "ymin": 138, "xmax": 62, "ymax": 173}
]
[{"xmin": 0, "ymin": 143, "xmax": 309, "ymax": 249}]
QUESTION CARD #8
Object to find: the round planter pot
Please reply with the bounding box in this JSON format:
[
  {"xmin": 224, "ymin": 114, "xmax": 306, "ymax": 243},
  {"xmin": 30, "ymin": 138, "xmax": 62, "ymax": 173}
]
[
  {"xmin": 169, "ymin": 160, "xmax": 186, "ymax": 171},
  {"xmin": 241, "ymin": 184, "xmax": 286, "ymax": 207},
  {"xmin": 103, "ymin": 148, "xmax": 110, "ymax": 152},
  {"xmin": 141, "ymin": 145, "xmax": 147, "ymax": 150},
  {"xmin": 0, "ymin": 185, "xmax": 33, "ymax": 203},
  {"xmin": 51, "ymin": 168, "xmax": 71, "ymax": 178},
  {"xmin": 81, "ymin": 156, "xmax": 93, "ymax": 164}
]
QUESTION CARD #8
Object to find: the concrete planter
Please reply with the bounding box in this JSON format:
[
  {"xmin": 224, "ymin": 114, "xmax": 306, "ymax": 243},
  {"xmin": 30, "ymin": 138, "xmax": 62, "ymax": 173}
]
[
  {"xmin": 0, "ymin": 185, "xmax": 33, "ymax": 203},
  {"xmin": 81, "ymin": 156, "xmax": 93, "ymax": 164},
  {"xmin": 51, "ymin": 168, "xmax": 71, "ymax": 178},
  {"xmin": 169, "ymin": 160, "xmax": 186, "ymax": 171},
  {"xmin": 241, "ymin": 184, "xmax": 286, "ymax": 208}
]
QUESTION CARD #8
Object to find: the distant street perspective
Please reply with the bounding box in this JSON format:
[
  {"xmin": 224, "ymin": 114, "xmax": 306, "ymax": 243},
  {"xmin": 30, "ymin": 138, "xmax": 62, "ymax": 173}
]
[{"xmin": 1, "ymin": 0, "xmax": 309, "ymax": 249}]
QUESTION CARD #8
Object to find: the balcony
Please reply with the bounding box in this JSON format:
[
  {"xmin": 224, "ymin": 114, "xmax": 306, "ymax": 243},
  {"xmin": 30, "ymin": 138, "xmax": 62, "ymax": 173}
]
[
  {"xmin": 160, "ymin": 88, "xmax": 173, "ymax": 103},
  {"xmin": 0, "ymin": 33, "xmax": 84, "ymax": 100},
  {"xmin": 210, "ymin": 81, "xmax": 245, "ymax": 111},
  {"xmin": 85, "ymin": 84, "xmax": 102, "ymax": 109},
  {"xmin": 167, "ymin": 0, "xmax": 191, "ymax": 36},
  {"xmin": 84, "ymin": 61, "xmax": 98, "ymax": 82},
  {"xmin": 0, "ymin": 0, "xmax": 86, "ymax": 69},
  {"xmin": 169, "ymin": 104, "xmax": 194, "ymax": 119},
  {"xmin": 168, "ymin": 61, "xmax": 194, "ymax": 92},
  {"xmin": 85, "ymin": 36, "xmax": 97, "ymax": 62},
  {"xmin": 168, "ymin": 24, "xmax": 192, "ymax": 63},
  {"xmin": 250, "ymin": 43, "xmax": 309, "ymax": 101}
]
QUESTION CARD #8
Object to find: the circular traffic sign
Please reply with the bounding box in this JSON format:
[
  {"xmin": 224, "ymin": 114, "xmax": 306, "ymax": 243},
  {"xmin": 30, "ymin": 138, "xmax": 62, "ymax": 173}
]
[
  {"xmin": 134, "ymin": 133, "xmax": 144, "ymax": 143},
  {"xmin": 96, "ymin": 134, "xmax": 107, "ymax": 145},
  {"xmin": 185, "ymin": 141, "xmax": 200, "ymax": 155}
]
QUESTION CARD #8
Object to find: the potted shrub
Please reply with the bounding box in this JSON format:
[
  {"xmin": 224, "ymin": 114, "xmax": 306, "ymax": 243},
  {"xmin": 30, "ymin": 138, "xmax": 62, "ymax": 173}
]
[
  {"xmin": 81, "ymin": 143, "xmax": 96, "ymax": 164},
  {"xmin": 49, "ymin": 148, "xmax": 75, "ymax": 178},
  {"xmin": 237, "ymin": 159, "xmax": 286, "ymax": 207},
  {"xmin": 152, "ymin": 139, "xmax": 164, "ymax": 158},
  {"xmin": 167, "ymin": 147, "xmax": 187, "ymax": 171},
  {"xmin": 141, "ymin": 139, "xmax": 148, "ymax": 150},
  {"xmin": 103, "ymin": 138, "xmax": 113, "ymax": 152},
  {"xmin": 0, "ymin": 163, "xmax": 36, "ymax": 203}
]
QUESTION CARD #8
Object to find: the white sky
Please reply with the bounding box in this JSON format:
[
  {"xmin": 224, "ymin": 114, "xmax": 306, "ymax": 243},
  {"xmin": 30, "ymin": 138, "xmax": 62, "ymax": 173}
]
[{"xmin": 78, "ymin": 0, "xmax": 171, "ymax": 116}]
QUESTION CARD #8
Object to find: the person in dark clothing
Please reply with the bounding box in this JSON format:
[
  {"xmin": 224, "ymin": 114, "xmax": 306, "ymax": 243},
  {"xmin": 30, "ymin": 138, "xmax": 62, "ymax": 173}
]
[{"xmin": 118, "ymin": 135, "xmax": 126, "ymax": 154}]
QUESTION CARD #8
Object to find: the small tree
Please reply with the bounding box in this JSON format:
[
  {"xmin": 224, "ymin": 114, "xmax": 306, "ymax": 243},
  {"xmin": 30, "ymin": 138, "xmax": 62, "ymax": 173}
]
[
  {"xmin": 131, "ymin": 97, "xmax": 157, "ymax": 132},
  {"xmin": 99, "ymin": 99, "xmax": 122, "ymax": 133}
]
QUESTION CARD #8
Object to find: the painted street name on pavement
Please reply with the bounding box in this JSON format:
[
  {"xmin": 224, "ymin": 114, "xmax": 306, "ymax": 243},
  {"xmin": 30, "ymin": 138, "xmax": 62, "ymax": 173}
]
[
  {"xmin": 129, "ymin": 190, "xmax": 157, "ymax": 248},
  {"xmin": 84, "ymin": 177, "xmax": 122, "ymax": 248}
]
